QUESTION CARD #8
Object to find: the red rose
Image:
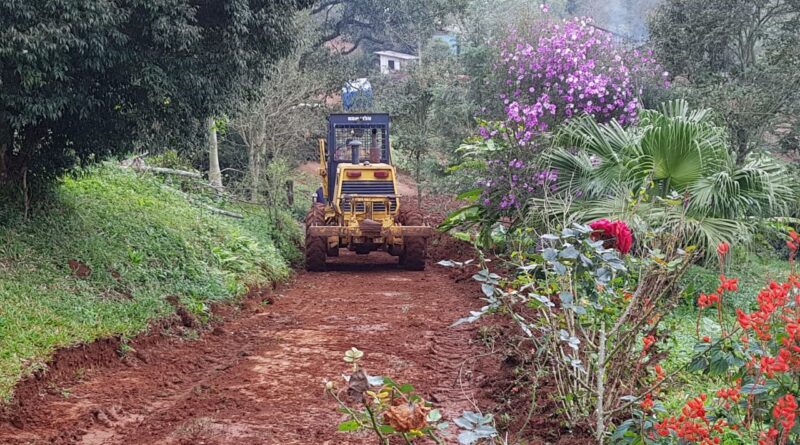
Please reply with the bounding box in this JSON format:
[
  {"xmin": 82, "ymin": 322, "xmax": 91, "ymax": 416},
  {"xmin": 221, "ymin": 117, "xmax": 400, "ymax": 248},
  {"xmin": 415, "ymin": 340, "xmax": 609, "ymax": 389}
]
[{"xmin": 589, "ymin": 218, "xmax": 633, "ymax": 255}]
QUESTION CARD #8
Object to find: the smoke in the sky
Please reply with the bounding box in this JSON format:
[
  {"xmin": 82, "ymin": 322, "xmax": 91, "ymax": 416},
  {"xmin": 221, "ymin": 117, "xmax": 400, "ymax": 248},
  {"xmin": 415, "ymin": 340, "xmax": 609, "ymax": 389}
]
[{"xmin": 567, "ymin": 0, "xmax": 662, "ymax": 41}]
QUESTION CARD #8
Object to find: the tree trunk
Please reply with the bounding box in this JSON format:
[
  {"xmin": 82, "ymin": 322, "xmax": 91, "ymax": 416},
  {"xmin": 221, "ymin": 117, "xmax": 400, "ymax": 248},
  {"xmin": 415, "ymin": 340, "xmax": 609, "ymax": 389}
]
[
  {"xmin": 415, "ymin": 151, "xmax": 422, "ymax": 208},
  {"xmin": 0, "ymin": 121, "xmax": 11, "ymax": 185},
  {"xmin": 246, "ymin": 116, "xmax": 267, "ymax": 202},
  {"xmin": 595, "ymin": 322, "xmax": 607, "ymax": 444},
  {"xmin": 734, "ymin": 127, "xmax": 749, "ymax": 166},
  {"xmin": 286, "ymin": 180, "xmax": 294, "ymax": 207},
  {"xmin": 207, "ymin": 117, "xmax": 223, "ymax": 189},
  {"xmin": 248, "ymin": 143, "xmax": 261, "ymax": 201},
  {"xmin": 417, "ymin": 39, "xmax": 423, "ymax": 69}
]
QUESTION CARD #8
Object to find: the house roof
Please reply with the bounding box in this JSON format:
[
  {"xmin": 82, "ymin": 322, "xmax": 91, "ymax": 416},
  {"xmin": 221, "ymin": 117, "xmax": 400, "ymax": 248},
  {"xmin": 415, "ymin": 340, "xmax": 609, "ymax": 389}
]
[{"xmin": 374, "ymin": 50, "xmax": 418, "ymax": 60}]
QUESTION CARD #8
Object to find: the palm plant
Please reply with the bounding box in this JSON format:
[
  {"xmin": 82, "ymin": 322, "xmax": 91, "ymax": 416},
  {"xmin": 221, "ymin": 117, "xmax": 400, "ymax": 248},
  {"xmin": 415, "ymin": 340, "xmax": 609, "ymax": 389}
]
[{"xmin": 544, "ymin": 100, "xmax": 794, "ymax": 252}]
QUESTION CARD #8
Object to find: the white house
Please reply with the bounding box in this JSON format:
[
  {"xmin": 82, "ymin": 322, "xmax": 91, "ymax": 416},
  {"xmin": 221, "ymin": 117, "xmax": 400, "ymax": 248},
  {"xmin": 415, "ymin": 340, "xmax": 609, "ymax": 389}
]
[{"xmin": 375, "ymin": 50, "xmax": 418, "ymax": 74}]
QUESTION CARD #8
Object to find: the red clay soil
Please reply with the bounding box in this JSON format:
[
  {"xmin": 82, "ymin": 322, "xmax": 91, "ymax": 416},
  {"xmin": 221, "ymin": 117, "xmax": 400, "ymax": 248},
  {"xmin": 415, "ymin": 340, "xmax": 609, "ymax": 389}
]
[{"xmin": 0, "ymin": 252, "xmax": 497, "ymax": 445}]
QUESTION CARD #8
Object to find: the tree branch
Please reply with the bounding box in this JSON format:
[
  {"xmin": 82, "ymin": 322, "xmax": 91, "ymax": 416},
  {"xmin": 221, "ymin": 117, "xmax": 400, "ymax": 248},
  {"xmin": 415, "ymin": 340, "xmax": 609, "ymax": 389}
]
[
  {"xmin": 130, "ymin": 165, "xmax": 202, "ymax": 178},
  {"xmin": 338, "ymin": 34, "xmax": 386, "ymax": 55},
  {"xmin": 311, "ymin": 0, "xmax": 343, "ymax": 15}
]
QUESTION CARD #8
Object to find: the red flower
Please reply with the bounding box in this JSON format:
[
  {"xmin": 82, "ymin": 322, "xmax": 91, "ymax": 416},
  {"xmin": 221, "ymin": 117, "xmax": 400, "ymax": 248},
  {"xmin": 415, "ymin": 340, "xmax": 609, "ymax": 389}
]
[
  {"xmin": 654, "ymin": 364, "xmax": 665, "ymax": 380},
  {"xmin": 716, "ymin": 384, "xmax": 741, "ymax": 403},
  {"xmin": 697, "ymin": 293, "xmax": 719, "ymax": 309},
  {"xmin": 657, "ymin": 396, "xmax": 713, "ymax": 443},
  {"xmin": 773, "ymin": 393, "xmax": 797, "ymax": 431},
  {"xmin": 643, "ymin": 335, "xmax": 656, "ymax": 351},
  {"xmin": 758, "ymin": 428, "xmax": 779, "ymax": 445},
  {"xmin": 736, "ymin": 308, "xmax": 751, "ymax": 330},
  {"xmin": 703, "ymin": 336, "xmax": 711, "ymax": 343},
  {"xmin": 719, "ymin": 275, "xmax": 738, "ymax": 292},
  {"xmin": 760, "ymin": 353, "xmax": 789, "ymax": 378},
  {"xmin": 641, "ymin": 393, "xmax": 654, "ymax": 411},
  {"xmin": 589, "ymin": 218, "xmax": 633, "ymax": 255},
  {"xmin": 717, "ymin": 242, "xmax": 730, "ymax": 258},
  {"xmin": 682, "ymin": 395, "xmax": 707, "ymax": 420}
]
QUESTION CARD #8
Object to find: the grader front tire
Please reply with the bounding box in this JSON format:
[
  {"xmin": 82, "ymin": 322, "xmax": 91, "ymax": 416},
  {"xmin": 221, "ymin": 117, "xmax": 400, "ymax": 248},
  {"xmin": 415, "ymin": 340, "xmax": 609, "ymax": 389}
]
[
  {"xmin": 305, "ymin": 203, "xmax": 327, "ymax": 272},
  {"xmin": 398, "ymin": 208, "xmax": 426, "ymax": 271}
]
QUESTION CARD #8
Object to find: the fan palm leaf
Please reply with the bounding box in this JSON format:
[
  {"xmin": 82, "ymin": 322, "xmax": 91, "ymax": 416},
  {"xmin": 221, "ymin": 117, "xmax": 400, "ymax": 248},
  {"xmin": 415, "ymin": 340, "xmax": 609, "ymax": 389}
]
[{"xmin": 542, "ymin": 99, "xmax": 792, "ymax": 254}]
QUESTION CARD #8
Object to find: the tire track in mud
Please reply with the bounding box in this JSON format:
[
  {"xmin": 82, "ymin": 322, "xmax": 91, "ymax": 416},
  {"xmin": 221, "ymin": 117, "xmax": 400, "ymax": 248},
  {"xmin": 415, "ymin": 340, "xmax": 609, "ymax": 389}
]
[{"xmin": 0, "ymin": 252, "xmax": 492, "ymax": 445}]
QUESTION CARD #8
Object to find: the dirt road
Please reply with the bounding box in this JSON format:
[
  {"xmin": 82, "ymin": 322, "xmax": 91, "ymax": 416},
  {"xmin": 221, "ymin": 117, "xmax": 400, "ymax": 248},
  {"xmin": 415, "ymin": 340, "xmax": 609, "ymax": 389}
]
[{"xmin": 0, "ymin": 252, "xmax": 490, "ymax": 444}]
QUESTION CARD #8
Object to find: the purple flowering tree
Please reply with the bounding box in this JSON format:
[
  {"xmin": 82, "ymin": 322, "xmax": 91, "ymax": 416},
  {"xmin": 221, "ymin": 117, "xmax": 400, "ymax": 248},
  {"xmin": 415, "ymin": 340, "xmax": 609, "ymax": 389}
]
[
  {"xmin": 443, "ymin": 9, "xmax": 667, "ymax": 237},
  {"xmin": 492, "ymin": 8, "xmax": 667, "ymax": 146}
]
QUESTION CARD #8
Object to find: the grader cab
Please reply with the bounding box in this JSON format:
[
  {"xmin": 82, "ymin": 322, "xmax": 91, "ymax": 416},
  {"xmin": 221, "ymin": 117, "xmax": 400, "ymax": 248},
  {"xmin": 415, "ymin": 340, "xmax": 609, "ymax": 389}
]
[{"xmin": 305, "ymin": 113, "xmax": 431, "ymax": 271}]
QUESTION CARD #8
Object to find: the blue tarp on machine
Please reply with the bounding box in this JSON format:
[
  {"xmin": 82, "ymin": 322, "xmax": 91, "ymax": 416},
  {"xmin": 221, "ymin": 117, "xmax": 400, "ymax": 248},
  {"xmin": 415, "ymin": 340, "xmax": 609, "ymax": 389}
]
[{"xmin": 342, "ymin": 78, "xmax": 373, "ymax": 111}]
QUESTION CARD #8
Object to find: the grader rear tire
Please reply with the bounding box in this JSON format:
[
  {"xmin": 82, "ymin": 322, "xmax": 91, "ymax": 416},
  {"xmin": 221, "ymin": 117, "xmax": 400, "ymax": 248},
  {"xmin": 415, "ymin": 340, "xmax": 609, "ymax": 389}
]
[
  {"xmin": 305, "ymin": 203, "xmax": 327, "ymax": 272},
  {"xmin": 397, "ymin": 208, "xmax": 426, "ymax": 271}
]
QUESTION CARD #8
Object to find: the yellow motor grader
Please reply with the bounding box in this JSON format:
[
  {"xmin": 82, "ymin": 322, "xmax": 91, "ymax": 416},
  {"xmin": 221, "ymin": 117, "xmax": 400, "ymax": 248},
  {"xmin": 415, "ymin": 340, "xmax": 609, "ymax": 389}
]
[{"xmin": 305, "ymin": 113, "xmax": 431, "ymax": 271}]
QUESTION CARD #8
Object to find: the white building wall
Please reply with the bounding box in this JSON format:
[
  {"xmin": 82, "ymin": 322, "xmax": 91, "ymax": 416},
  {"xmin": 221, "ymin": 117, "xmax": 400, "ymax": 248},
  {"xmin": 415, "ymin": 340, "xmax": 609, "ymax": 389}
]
[{"xmin": 379, "ymin": 56, "xmax": 402, "ymax": 74}]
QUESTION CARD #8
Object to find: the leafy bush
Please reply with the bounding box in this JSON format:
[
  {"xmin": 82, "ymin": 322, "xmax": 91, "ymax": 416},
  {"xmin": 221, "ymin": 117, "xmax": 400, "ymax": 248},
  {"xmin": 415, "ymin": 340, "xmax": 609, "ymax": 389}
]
[
  {"xmin": 327, "ymin": 347, "xmax": 499, "ymax": 445},
  {"xmin": 616, "ymin": 234, "xmax": 800, "ymax": 445},
  {"xmin": 439, "ymin": 124, "xmax": 557, "ymax": 248},
  {"xmin": 443, "ymin": 221, "xmax": 694, "ymax": 442},
  {"xmin": 148, "ymin": 150, "xmax": 197, "ymax": 172},
  {"xmin": 326, "ymin": 348, "xmax": 455, "ymax": 444}
]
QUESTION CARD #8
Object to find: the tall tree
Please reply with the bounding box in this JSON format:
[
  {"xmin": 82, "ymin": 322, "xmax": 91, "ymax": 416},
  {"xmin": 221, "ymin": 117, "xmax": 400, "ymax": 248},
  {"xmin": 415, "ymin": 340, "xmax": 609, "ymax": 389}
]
[
  {"xmin": 208, "ymin": 118, "xmax": 223, "ymax": 189},
  {"xmin": 228, "ymin": 11, "xmax": 340, "ymax": 201},
  {"xmin": 376, "ymin": 42, "xmax": 475, "ymax": 206},
  {"xmin": 311, "ymin": 0, "xmax": 465, "ymax": 57},
  {"xmin": 0, "ymin": 0, "xmax": 314, "ymax": 194},
  {"xmin": 231, "ymin": 57, "xmax": 331, "ymax": 200},
  {"xmin": 648, "ymin": 0, "xmax": 800, "ymax": 163}
]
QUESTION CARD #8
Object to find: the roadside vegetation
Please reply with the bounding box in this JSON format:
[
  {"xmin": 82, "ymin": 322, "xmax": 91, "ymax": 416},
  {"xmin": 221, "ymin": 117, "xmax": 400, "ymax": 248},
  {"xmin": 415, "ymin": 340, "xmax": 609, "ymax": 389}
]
[
  {"xmin": 0, "ymin": 166, "xmax": 299, "ymax": 400},
  {"xmin": 431, "ymin": 1, "xmax": 800, "ymax": 443},
  {"xmin": 1, "ymin": 0, "xmax": 799, "ymax": 444}
]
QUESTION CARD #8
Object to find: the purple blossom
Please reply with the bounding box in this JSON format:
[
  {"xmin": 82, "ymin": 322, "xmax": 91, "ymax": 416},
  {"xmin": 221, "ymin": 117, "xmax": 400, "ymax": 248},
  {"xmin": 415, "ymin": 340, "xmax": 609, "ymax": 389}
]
[
  {"xmin": 486, "ymin": 14, "xmax": 665, "ymax": 145},
  {"xmin": 478, "ymin": 148, "xmax": 560, "ymax": 211}
]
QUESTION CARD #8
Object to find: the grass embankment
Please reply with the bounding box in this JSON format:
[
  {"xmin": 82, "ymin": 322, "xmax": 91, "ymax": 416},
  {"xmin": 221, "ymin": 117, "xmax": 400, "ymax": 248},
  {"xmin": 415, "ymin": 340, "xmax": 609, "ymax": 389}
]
[
  {"xmin": 660, "ymin": 253, "xmax": 793, "ymax": 408},
  {"xmin": 0, "ymin": 166, "xmax": 300, "ymax": 400}
]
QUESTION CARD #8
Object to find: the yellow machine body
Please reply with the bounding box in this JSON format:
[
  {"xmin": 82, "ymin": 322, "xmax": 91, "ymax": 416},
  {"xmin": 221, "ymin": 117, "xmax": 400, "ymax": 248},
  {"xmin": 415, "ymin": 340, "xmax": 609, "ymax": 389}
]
[
  {"xmin": 307, "ymin": 139, "xmax": 429, "ymax": 252},
  {"xmin": 305, "ymin": 113, "xmax": 429, "ymax": 270}
]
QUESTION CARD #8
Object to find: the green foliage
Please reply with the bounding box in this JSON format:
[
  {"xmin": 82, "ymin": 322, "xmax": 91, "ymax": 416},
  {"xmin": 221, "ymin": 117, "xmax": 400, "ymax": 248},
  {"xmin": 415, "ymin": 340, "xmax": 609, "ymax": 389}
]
[
  {"xmin": 148, "ymin": 150, "xmax": 196, "ymax": 172},
  {"xmin": 0, "ymin": 166, "xmax": 291, "ymax": 399},
  {"xmin": 442, "ymin": 223, "xmax": 696, "ymax": 439},
  {"xmin": 312, "ymin": 0, "xmax": 466, "ymax": 55},
  {"xmin": 547, "ymin": 100, "xmax": 794, "ymax": 253},
  {"xmin": 656, "ymin": 255, "xmax": 792, "ymax": 413},
  {"xmin": 0, "ymin": 0, "xmax": 313, "ymax": 188},
  {"xmin": 616, "ymin": 240, "xmax": 800, "ymax": 445},
  {"xmin": 375, "ymin": 46, "xmax": 477, "ymax": 202},
  {"xmin": 227, "ymin": 201, "xmax": 304, "ymax": 267},
  {"xmin": 648, "ymin": 0, "xmax": 800, "ymax": 161}
]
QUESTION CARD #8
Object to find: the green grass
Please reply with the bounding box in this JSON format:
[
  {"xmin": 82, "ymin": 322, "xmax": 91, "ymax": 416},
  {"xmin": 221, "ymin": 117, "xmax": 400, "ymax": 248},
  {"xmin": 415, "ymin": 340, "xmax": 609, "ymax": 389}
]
[
  {"xmin": 658, "ymin": 252, "xmax": 793, "ymax": 408},
  {"xmin": 0, "ymin": 166, "xmax": 294, "ymax": 400}
]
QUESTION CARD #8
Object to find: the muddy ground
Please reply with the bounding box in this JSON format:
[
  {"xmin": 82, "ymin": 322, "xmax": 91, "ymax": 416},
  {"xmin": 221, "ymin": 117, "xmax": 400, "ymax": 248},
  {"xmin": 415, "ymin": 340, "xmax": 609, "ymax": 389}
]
[{"xmin": 0, "ymin": 251, "xmax": 499, "ymax": 445}]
